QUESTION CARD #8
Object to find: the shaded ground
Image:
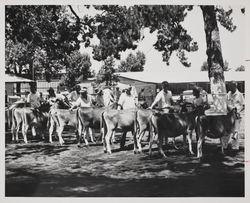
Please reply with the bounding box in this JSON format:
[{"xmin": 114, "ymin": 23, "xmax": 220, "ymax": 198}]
[{"xmin": 5, "ymin": 129, "xmax": 244, "ymax": 197}]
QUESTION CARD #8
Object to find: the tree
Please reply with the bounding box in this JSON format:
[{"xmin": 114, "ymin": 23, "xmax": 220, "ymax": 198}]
[
  {"xmin": 63, "ymin": 51, "xmax": 92, "ymax": 90},
  {"xmin": 90, "ymin": 5, "xmax": 198, "ymax": 67},
  {"xmin": 235, "ymin": 65, "xmax": 245, "ymax": 71},
  {"xmin": 81, "ymin": 5, "xmax": 241, "ymax": 113},
  {"xmin": 96, "ymin": 56, "xmax": 119, "ymax": 85},
  {"xmin": 201, "ymin": 60, "xmax": 230, "ymax": 71},
  {"xmin": 5, "ymin": 5, "xmax": 82, "ymax": 94},
  {"xmin": 118, "ymin": 51, "xmax": 146, "ymax": 72}
]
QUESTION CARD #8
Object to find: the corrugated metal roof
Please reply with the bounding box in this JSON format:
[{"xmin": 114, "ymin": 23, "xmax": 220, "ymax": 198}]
[{"xmin": 116, "ymin": 70, "xmax": 245, "ymax": 84}]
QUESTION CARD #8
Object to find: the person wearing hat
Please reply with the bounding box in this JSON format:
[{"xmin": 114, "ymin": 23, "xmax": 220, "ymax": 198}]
[
  {"xmin": 227, "ymin": 81, "xmax": 244, "ymax": 149},
  {"xmin": 70, "ymin": 87, "xmax": 94, "ymax": 110},
  {"xmin": 27, "ymin": 84, "xmax": 41, "ymax": 109},
  {"xmin": 68, "ymin": 85, "xmax": 81, "ymax": 103},
  {"xmin": 118, "ymin": 86, "xmax": 137, "ymax": 110}
]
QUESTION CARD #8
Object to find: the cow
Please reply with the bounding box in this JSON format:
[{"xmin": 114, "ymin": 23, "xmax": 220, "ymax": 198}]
[
  {"xmin": 134, "ymin": 109, "xmax": 154, "ymax": 153},
  {"xmin": 48, "ymin": 108, "xmax": 80, "ymax": 145},
  {"xmin": 196, "ymin": 108, "xmax": 238, "ymax": 158},
  {"xmin": 134, "ymin": 103, "xmax": 193, "ymax": 154},
  {"xmin": 102, "ymin": 108, "xmax": 137, "ymax": 154},
  {"xmin": 76, "ymin": 104, "xmax": 118, "ymax": 146},
  {"xmin": 11, "ymin": 102, "xmax": 50, "ymax": 143},
  {"xmin": 149, "ymin": 106, "xmax": 206, "ymax": 158}
]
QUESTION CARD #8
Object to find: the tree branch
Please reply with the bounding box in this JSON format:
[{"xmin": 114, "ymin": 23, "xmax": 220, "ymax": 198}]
[{"xmin": 68, "ymin": 5, "xmax": 80, "ymax": 23}]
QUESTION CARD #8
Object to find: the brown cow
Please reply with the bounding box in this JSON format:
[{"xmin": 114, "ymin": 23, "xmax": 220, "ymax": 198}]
[
  {"xmin": 76, "ymin": 103, "xmax": 118, "ymax": 146},
  {"xmin": 196, "ymin": 108, "xmax": 238, "ymax": 158},
  {"xmin": 11, "ymin": 102, "xmax": 50, "ymax": 143},
  {"xmin": 134, "ymin": 109, "xmax": 154, "ymax": 153},
  {"xmin": 102, "ymin": 109, "xmax": 137, "ymax": 154}
]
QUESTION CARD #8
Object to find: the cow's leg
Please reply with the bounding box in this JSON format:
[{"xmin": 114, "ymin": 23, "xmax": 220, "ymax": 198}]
[
  {"xmin": 105, "ymin": 130, "xmax": 113, "ymax": 154},
  {"xmin": 120, "ymin": 131, "xmax": 126, "ymax": 149},
  {"xmin": 88, "ymin": 128, "xmax": 96, "ymax": 144},
  {"xmin": 77, "ymin": 121, "xmax": 83, "ymax": 145},
  {"xmin": 11, "ymin": 121, "xmax": 16, "ymax": 142},
  {"xmin": 31, "ymin": 126, "xmax": 36, "ymax": 137},
  {"xmin": 197, "ymin": 135, "xmax": 204, "ymax": 159},
  {"xmin": 111, "ymin": 131, "xmax": 116, "ymax": 144},
  {"xmin": 56, "ymin": 126, "xmax": 65, "ymax": 145},
  {"xmin": 49, "ymin": 118, "xmax": 55, "ymax": 143},
  {"xmin": 82, "ymin": 127, "xmax": 89, "ymax": 146},
  {"xmin": 186, "ymin": 130, "xmax": 194, "ymax": 155},
  {"xmin": 15, "ymin": 121, "xmax": 21, "ymax": 142},
  {"xmin": 158, "ymin": 133, "xmax": 167, "ymax": 158},
  {"xmin": 21, "ymin": 123, "xmax": 29, "ymax": 144},
  {"xmin": 136, "ymin": 130, "xmax": 145, "ymax": 153},
  {"xmin": 149, "ymin": 128, "xmax": 157, "ymax": 157},
  {"xmin": 220, "ymin": 138, "xmax": 225, "ymax": 155},
  {"xmin": 182, "ymin": 134, "xmax": 187, "ymax": 149}
]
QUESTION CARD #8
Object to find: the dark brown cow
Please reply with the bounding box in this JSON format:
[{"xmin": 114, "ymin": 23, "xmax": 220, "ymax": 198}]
[
  {"xmin": 196, "ymin": 108, "xmax": 238, "ymax": 158},
  {"xmin": 102, "ymin": 109, "xmax": 137, "ymax": 154},
  {"xmin": 149, "ymin": 107, "xmax": 205, "ymax": 158}
]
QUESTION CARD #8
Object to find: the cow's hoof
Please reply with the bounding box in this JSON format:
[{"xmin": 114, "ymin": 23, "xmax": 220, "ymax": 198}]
[
  {"xmin": 104, "ymin": 150, "xmax": 107, "ymax": 153},
  {"xmin": 133, "ymin": 150, "xmax": 138, "ymax": 154},
  {"xmin": 189, "ymin": 151, "xmax": 195, "ymax": 156},
  {"xmin": 78, "ymin": 144, "xmax": 83, "ymax": 148}
]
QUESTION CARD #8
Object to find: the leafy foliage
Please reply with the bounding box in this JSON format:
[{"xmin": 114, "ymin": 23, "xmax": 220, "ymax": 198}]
[
  {"xmin": 90, "ymin": 5, "xmax": 198, "ymax": 67},
  {"xmin": 5, "ymin": 5, "xmax": 82, "ymax": 81},
  {"xmin": 118, "ymin": 51, "xmax": 146, "ymax": 72},
  {"xmin": 63, "ymin": 51, "xmax": 92, "ymax": 90},
  {"xmin": 96, "ymin": 56, "xmax": 119, "ymax": 85}
]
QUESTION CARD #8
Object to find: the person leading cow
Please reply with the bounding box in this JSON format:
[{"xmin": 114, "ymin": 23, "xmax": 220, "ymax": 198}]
[
  {"xmin": 148, "ymin": 81, "xmax": 174, "ymax": 112},
  {"xmin": 118, "ymin": 86, "xmax": 138, "ymax": 110}
]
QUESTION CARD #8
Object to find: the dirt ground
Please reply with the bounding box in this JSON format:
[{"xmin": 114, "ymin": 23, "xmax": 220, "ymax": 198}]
[{"xmin": 5, "ymin": 128, "xmax": 245, "ymax": 197}]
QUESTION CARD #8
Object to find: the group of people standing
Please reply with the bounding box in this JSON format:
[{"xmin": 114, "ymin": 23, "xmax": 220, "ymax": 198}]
[{"xmin": 10, "ymin": 80, "xmax": 245, "ymax": 118}]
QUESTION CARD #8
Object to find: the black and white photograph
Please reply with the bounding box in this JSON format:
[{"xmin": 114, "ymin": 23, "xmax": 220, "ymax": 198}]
[{"xmin": 2, "ymin": 0, "xmax": 249, "ymax": 199}]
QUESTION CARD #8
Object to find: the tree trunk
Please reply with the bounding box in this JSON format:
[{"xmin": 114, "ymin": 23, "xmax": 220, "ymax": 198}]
[{"xmin": 201, "ymin": 6, "xmax": 227, "ymax": 114}]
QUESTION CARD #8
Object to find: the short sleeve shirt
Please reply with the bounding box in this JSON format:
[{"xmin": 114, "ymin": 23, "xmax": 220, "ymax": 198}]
[
  {"xmin": 153, "ymin": 90, "xmax": 172, "ymax": 109},
  {"xmin": 118, "ymin": 93, "xmax": 136, "ymax": 109},
  {"xmin": 75, "ymin": 95, "xmax": 92, "ymax": 107},
  {"xmin": 227, "ymin": 89, "xmax": 244, "ymax": 112},
  {"xmin": 27, "ymin": 92, "xmax": 41, "ymax": 108}
]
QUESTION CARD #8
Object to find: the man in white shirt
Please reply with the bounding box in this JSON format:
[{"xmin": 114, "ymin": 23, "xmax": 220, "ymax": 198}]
[
  {"xmin": 148, "ymin": 81, "xmax": 174, "ymax": 112},
  {"xmin": 70, "ymin": 87, "xmax": 94, "ymax": 109},
  {"xmin": 118, "ymin": 87, "xmax": 137, "ymax": 110},
  {"xmin": 27, "ymin": 84, "xmax": 41, "ymax": 109},
  {"xmin": 68, "ymin": 85, "xmax": 81, "ymax": 104},
  {"xmin": 227, "ymin": 81, "xmax": 244, "ymax": 149}
]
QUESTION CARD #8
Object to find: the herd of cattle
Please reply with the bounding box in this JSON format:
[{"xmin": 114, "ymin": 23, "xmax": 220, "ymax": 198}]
[{"xmin": 6, "ymin": 100, "xmax": 239, "ymax": 159}]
